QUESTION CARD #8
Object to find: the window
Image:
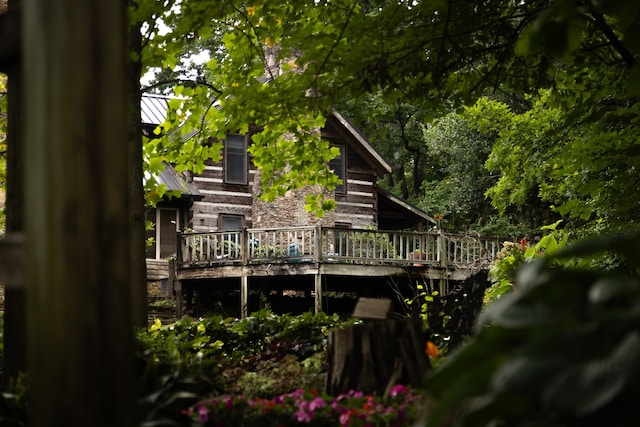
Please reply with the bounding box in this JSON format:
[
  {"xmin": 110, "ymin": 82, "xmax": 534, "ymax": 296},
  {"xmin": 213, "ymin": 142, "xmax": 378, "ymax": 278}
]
[
  {"xmin": 219, "ymin": 214, "xmax": 244, "ymax": 254},
  {"xmin": 220, "ymin": 214, "xmax": 244, "ymax": 231},
  {"xmin": 224, "ymin": 133, "xmax": 248, "ymax": 184},
  {"xmin": 328, "ymin": 144, "xmax": 345, "ymax": 193},
  {"xmin": 146, "ymin": 208, "xmax": 180, "ymax": 259}
]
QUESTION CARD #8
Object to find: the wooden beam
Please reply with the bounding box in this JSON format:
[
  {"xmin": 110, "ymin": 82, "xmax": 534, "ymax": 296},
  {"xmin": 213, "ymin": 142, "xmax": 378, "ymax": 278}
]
[
  {"xmin": 314, "ymin": 272, "xmax": 322, "ymax": 314},
  {"xmin": 23, "ymin": 1, "xmax": 134, "ymax": 425},
  {"xmin": 240, "ymin": 274, "xmax": 248, "ymax": 318},
  {"xmin": 175, "ymin": 280, "xmax": 183, "ymax": 318}
]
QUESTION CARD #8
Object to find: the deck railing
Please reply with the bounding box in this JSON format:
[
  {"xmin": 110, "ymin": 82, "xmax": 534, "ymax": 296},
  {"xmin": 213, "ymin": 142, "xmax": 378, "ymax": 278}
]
[{"xmin": 178, "ymin": 226, "xmax": 506, "ymax": 270}]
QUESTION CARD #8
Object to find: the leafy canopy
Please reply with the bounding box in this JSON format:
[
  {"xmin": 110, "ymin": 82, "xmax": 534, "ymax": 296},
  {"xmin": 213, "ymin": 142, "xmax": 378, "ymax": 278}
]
[{"xmin": 132, "ymin": 0, "xmax": 640, "ymax": 222}]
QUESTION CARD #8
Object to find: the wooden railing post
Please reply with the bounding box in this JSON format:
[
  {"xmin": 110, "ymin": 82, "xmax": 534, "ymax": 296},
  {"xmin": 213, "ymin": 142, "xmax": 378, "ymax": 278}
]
[
  {"xmin": 438, "ymin": 231, "xmax": 448, "ymax": 295},
  {"xmin": 437, "ymin": 231, "xmax": 447, "ymax": 268},
  {"xmin": 241, "ymin": 226, "xmax": 249, "ymax": 265},
  {"xmin": 315, "ymin": 225, "xmax": 322, "ymax": 262},
  {"xmin": 176, "ymin": 231, "xmax": 183, "ymax": 263}
]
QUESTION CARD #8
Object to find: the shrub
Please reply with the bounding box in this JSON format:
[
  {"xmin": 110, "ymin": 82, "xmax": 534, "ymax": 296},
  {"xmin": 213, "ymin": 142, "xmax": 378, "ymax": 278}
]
[{"xmin": 135, "ymin": 310, "xmax": 352, "ymax": 424}]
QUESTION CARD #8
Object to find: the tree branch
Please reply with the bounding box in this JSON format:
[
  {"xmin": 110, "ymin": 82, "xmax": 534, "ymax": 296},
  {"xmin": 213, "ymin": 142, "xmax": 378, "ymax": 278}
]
[
  {"xmin": 140, "ymin": 78, "xmax": 223, "ymax": 94},
  {"xmin": 583, "ymin": 1, "xmax": 636, "ymax": 67}
]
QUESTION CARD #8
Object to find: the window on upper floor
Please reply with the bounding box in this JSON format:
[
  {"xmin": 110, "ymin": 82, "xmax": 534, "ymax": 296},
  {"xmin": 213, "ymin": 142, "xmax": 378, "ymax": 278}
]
[
  {"xmin": 224, "ymin": 133, "xmax": 248, "ymax": 184},
  {"xmin": 328, "ymin": 144, "xmax": 345, "ymax": 194}
]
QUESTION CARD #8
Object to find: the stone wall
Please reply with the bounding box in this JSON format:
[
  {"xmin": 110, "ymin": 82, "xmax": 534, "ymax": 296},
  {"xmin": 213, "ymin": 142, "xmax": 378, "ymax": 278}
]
[{"xmin": 251, "ymin": 170, "xmax": 336, "ymax": 228}]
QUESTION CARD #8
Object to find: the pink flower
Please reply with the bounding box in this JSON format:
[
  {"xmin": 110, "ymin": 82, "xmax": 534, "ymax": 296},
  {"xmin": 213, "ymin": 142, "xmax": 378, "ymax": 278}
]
[
  {"xmin": 223, "ymin": 396, "xmax": 234, "ymax": 412},
  {"xmin": 309, "ymin": 397, "xmax": 326, "ymax": 411},
  {"xmin": 389, "ymin": 384, "xmax": 408, "ymax": 397},
  {"xmin": 295, "ymin": 402, "xmax": 312, "ymax": 423},
  {"xmin": 339, "ymin": 411, "xmax": 350, "ymax": 425},
  {"xmin": 197, "ymin": 404, "xmax": 209, "ymax": 423}
]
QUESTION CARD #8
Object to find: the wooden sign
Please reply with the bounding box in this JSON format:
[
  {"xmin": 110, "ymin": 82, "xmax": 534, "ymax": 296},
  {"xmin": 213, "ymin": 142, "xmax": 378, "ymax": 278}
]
[{"xmin": 352, "ymin": 297, "xmax": 393, "ymax": 320}]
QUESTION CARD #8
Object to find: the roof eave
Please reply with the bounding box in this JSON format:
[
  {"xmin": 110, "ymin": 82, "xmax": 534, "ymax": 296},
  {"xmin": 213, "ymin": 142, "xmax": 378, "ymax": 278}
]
[{"xmin": 330, "ymin": 110, "xmax": 392, "ymax": 176}]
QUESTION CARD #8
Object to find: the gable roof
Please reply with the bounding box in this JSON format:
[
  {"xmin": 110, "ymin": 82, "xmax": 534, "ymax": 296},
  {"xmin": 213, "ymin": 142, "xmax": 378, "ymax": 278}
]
[
  {"xmin": 376, "ymin": 186, "xmax": 435, "ymax": 230},
  {"xmin": 328, "ymin": 110, "xmax": 392, "ymax": 177}
]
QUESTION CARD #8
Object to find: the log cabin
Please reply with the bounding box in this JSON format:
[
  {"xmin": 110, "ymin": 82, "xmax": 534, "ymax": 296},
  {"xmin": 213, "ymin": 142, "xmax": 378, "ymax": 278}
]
[{"xmin": 142, "ymin": 94, "xmax": 503, "ymax": 318}]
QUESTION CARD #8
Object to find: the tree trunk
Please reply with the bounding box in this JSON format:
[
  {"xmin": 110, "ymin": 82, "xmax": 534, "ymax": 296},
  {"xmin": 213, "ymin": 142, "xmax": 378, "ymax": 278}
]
[
  {"xmin": 326, "ymin": 318, "xmax": 431, "ymax": 396},
  {"xmin": 3, "ymin": 0, "xmax": 26, "ymax": 383},
  {"xmin": 126, "ymin": 4, "xmax": 148, "ymax": 329},
  {"xmin": 23, "ymin": 1, "xmax": 134, "ymax": 425}
]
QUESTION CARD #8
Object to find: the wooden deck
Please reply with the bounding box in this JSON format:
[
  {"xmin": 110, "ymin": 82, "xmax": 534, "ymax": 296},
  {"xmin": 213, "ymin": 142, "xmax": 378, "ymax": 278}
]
[
  {"xmin": 170, "ymin": 226, "xmax": 506, "ymax": 317},
  {"xmin": 177, "ymin": 226, "xmax": 503, "ymax": 276}
]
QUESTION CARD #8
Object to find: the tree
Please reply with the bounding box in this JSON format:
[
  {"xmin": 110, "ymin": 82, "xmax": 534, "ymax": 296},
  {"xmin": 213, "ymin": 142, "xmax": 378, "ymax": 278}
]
[
  {"xmin": 416, "ymin": 99, "xmax": 517, "ymax": 234},
  {"xmin": 340, "ymin": 92, "xmax": 431, "ymax": 201},
  {"xmin": 128, "ymin": 0, "xmax": 149, "ymax": 329},
  {"xmin": 135, "ymin": 0, "xmax": 640, "ymax": 232},
  {"xmin": 23, "ymin": 0, "xmax": 135, "ymax": 424}
]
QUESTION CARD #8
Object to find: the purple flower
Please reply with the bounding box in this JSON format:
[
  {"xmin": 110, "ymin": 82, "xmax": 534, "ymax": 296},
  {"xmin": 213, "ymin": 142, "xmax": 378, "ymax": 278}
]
[
  {"xmin": 309, "ymin": 397, "xmax": 326, "ymax": 411},
  {"xmin": 223, "ymin": 396, "xmax": 234, "ymax": 412},
  {"xmin": 295, "ymin": 402, "xmax": 312, "ymax": 423},
  {"xmin": 389, "ymin": 384, "xmax": 408, "ymax": 397},
  {"xmin": 339, "ymin": 411, "xmax": 350, "ymax": 425},
  {"xmin": 197, "ymin": 404, "xmax": 209, "ymax": 423}
]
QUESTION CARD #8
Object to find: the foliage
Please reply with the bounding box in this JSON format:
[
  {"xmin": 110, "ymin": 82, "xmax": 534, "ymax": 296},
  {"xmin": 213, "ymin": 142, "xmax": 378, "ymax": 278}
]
[
  {"xmin": 406, "ymin": 270, "xmax": 489, "ymax": 357},
  {"xmin": 132, "ymin": 0, "xmax": 640, "ymax": 219},
  {"xmin": 0, "ymin": 316, "xmax": 28, "ymax": 425},
  {"xmin": 232, "ymin": 352, "xmax": 326, "ymax": 399},
  {"xmin": 341, "ymin": 92, "xmax": 431, "ymax": 200},
  {"xmin": 485, "ymin": 85, "xmax": 640, "ymax": 234},
  {"xmin": 426, "ymin": 231, "xmax": 640, "ymax": 427},
  {"xmin": 0, "ymin": 373, "xmax": 28, "ymax": 427},
  {"xmin": 414, "ymin": 98, "xmax": 512, "ymax": 233},
  {"xmin": 139, "ymin": 310, "xmax": 347, "ymax": 367},
  {"xmin": 136, "ymin": 310, "xmax": 352, "ymax": 425},
  {"xmin": 187, "ymin": 385, "xmax": 427, "ymax": 427},
  {"xmin": 485, "ymin": 221, "xmax": 569, "ymax": 304}
]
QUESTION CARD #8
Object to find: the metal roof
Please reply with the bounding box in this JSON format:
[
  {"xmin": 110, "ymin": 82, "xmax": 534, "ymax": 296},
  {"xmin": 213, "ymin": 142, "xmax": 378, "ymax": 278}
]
[
  {"xmin": 156, "ymin": 162, "xmax": 202, "ymax": 199},
  {"xmin": 141, "ymin": 93, "xmax": 169, "ymax": 125}
]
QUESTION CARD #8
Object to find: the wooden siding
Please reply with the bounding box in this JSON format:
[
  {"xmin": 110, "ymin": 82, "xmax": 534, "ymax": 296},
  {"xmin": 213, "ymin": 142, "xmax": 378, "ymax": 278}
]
[
  {"xmin": 191, "ymin": 157, "xmax": 256, "ymax": 231},
  {"xmin": 189, "ymin": 114, "xmax": 389, "ymax": 232},
  {"xmin": 334, "ymin": 146, "xmax": 378, "ymax": 228},
  {"xmin": 146, "ymin": 258, "xmax": 170, "ymax": 281}
]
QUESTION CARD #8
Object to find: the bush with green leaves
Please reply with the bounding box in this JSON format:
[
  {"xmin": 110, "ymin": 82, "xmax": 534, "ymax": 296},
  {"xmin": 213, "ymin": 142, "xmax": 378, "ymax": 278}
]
[
  {"xmin": 426, "ymin": 231, "xmax": 640, "ymax": 426},
  {"xmin": 485, "ymin": 221, "xmax": 568, "ymax": 305},
  {"xmin": 136, "ymin": 310, "xmax": 353, "ymax": 424}
]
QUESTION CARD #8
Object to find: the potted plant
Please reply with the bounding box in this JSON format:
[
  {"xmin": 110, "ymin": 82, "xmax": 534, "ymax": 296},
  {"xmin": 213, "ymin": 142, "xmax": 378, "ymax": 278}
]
[{"xmin": 410, "ymin": 249, "xmax": 427, "ymax": 265}]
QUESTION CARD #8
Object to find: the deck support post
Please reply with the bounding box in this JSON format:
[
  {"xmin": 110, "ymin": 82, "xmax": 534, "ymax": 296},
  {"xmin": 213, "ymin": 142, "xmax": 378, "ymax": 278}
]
[
  {"xmin": 185, "ymin": 287, "xmax": 193, "ymax": 313},
  {"xmin": 314, "ymin": 272, "xmax": 323, "ymax": 314},
  {"xmin": 438, "ymin": 231, "xmax": 448, "ymax": 296},
  {"xmin": 240, "ymin": 273, "xmax": 248, "ymax": 319},
  {"xmin": 175, "ymin": 279, "xmax": 183, "ymax": 319}
]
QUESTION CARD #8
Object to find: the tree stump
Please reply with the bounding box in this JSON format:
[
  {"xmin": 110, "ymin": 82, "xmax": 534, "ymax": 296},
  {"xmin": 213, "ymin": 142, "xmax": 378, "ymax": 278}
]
[{"xmin": 326, "ymin": 318, "xmax": 431, "ymax": 396}]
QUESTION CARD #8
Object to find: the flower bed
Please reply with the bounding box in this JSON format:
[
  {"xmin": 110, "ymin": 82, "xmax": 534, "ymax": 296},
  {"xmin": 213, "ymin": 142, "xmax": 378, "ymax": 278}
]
[{"xmin": 188, "ymin": 385, "xmax": 427, "ymax": 426}]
